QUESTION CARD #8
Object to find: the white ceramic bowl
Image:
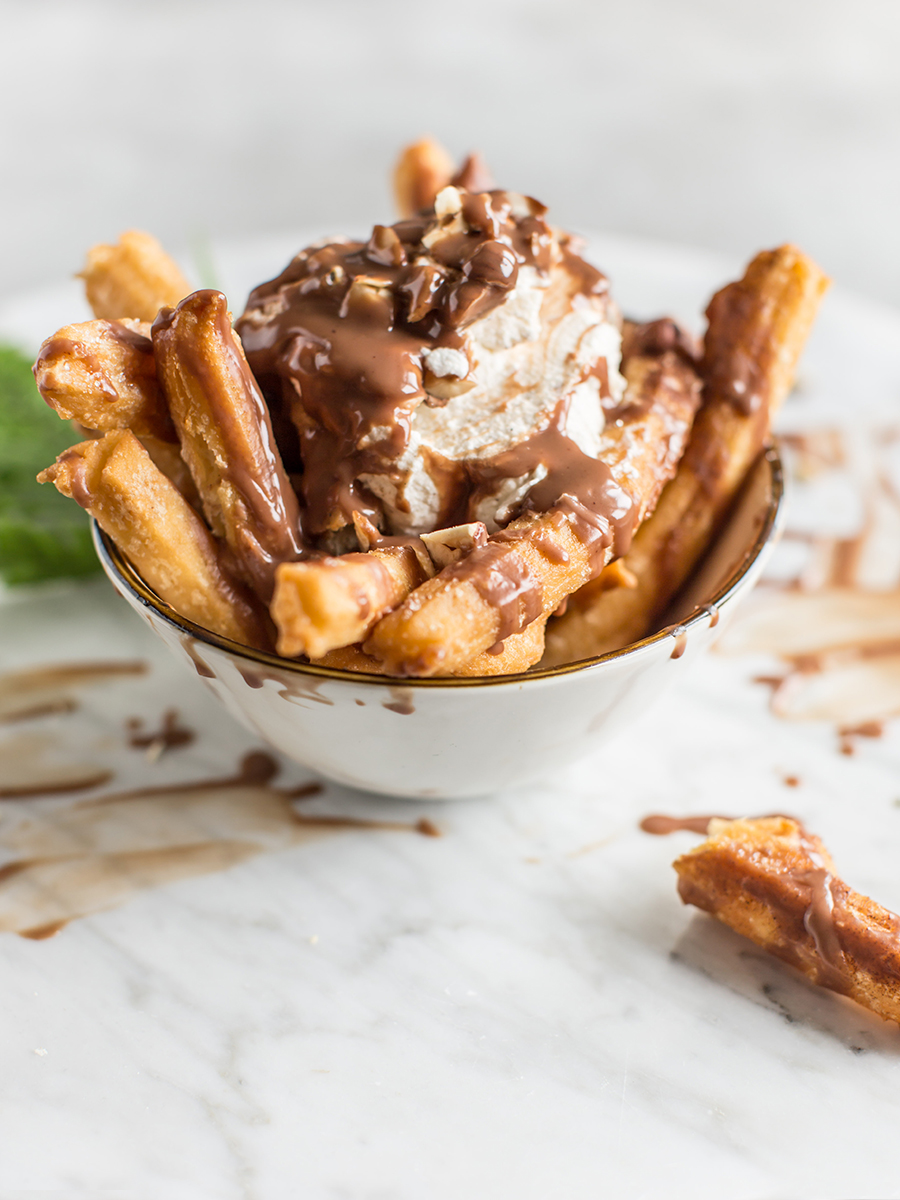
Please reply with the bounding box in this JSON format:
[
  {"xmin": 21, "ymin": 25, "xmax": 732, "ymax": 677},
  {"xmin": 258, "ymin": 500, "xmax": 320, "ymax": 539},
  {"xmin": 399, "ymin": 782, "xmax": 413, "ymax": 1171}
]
[{"xmin": 94, "ymin": 447, "xmax": 784, "ymax": 798}]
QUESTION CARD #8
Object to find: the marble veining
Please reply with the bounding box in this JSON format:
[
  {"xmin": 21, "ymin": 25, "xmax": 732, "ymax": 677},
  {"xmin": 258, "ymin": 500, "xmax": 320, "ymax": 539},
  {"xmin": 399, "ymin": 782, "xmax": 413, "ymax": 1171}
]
[{"xmin": 2, "ymin": 246, "xmax": 900, "ymax": 1199}]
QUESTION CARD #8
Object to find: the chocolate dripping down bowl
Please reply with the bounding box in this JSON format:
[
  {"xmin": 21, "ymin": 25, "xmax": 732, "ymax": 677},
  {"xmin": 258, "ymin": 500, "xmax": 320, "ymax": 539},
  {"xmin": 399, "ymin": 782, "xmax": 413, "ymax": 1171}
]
[{"xmin": 93, "ymin": 446, "xmax": 784, "ymax": 799}]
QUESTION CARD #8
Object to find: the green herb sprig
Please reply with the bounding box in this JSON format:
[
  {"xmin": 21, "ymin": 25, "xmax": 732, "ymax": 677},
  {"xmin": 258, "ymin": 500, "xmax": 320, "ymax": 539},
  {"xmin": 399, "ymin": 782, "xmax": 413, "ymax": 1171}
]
[{"xmin": 0, "ymin": 344, "xmax": 99, "ymax": 586}]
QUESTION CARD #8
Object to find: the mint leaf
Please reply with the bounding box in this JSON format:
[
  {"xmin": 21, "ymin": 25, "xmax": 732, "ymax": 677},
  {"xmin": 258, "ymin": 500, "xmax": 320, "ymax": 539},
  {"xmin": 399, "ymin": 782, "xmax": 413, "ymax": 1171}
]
[{"xmin": 0, "ymin": 343, "xmax": 99, "ymax": 586}]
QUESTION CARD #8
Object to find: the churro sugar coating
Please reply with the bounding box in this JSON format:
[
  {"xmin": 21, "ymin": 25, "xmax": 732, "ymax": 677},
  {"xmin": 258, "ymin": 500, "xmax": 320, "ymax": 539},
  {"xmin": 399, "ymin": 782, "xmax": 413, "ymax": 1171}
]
[{"xmin": 80, "ymin": 229, "xmax": 191, "ymax": 323}]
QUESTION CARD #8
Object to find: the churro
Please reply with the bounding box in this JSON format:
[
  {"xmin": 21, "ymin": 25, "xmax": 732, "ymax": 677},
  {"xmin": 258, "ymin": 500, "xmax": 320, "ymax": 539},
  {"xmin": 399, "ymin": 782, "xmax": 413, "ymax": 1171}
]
[
  {"xmin": 675, "ymin": 816, "xmax": 900, "ymax": 1024},
  {"xmin": 80, "ymin": 230, "xmax": 191, "ymax": 323},
  {"xmin": 272, "ymin": 546, "xmax": 431, "ymax": 659},
  {"xmin": 33, "ymin": 318, "xmax": 174, "ymax": 441},
  {"xmin": 38, "ymin": 431, "xmax": 266, "ymax": 647},
  {"xmin": 152, "ymin": 289, "xmax": 303, "ymax": 602},
  {"xmin": 543, "ymin": 247, "xmax": 830, "ymax": 665}
]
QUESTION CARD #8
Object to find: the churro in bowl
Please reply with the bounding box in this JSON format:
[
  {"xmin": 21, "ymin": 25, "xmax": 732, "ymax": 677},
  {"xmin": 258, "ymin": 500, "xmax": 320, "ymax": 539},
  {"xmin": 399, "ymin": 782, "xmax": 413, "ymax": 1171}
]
[{"xmin": 33, "ymin": 141, "xmax": 827, "ymax": 795}]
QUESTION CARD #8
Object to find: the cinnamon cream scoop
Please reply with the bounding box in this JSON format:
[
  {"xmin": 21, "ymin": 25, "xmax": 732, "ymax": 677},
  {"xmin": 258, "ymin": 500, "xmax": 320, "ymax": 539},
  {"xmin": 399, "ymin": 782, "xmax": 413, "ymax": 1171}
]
[{"xmin": 235, "ymin": 187, "xmax": 625, "ymax": 542}]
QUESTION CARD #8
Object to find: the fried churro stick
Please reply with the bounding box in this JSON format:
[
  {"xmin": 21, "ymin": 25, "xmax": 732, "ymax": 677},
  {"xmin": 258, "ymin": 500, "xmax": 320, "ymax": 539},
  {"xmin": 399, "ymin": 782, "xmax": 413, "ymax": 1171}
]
[
  {"xmin": 272, "ymin": 547, "xmax": 431, "ymax": 659},
  {"xmin": 38, "ymin": 432, "xmax": 267, "ymax": 647},
  {"xmin": 152, "ymin": 290, "xmax": 303, "ymax": 603},
  {"xmin": 393, "ymin": 137, "xmax": 455, "ymax": 218},
  {"xmin": 674, "ymin": 817, "xmax": 900, "ymax": 1025},
  {"xmin": 33, "ymin": 318, "xmax": 175, "ymax": 441},
  {"xmin": 366, "ymin": 360, "xmax": 700, "ymax": 677},
  {"xmin": 542, "ymin": 246, "xmax": 830, "ymax": 665},
  {"xmin": 316, "ymin": 617, "xmax": 547, "ymax": 677},
  {"xmin": 80, "ymin": 230, "xmax": 191, "ymax": 323},
  {"xmin": 365, "ymin": 354, "xmax": 702, "ymax": 676},
  {"xmin": 138, "ymin": 435, "xmax": 200, "ymax": 507}
]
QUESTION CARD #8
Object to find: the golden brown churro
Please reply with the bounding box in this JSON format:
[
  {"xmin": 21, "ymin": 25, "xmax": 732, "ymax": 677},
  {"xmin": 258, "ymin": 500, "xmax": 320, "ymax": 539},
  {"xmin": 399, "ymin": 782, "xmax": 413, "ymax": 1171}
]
[
  {"xmin": 542, "ymin": 246, "xmax": 830, "ymax": 665},
  {"xmin": 674, "ymin": 816, "xmax": 900, "ymax": 1025},
  {"xmin": 152, "ymin": 289, "xmax": 303, "ymax": 602},
  {"xmin": 316, "ymin": 617, "xmax": 547, "ymax": 677},
  {"xmin": 33, "ymin": 318, "xmax": 175, "ymax": 442},
  {"xmin": 80, "ymin": 230, "xmax": 191, "ymax": 323},
  {"xmin": 272, "ymin": 546, "xmax": 431, "ymax": 659},
  {"xmin": 393, "ymin": 137, "xmax": 455, "ymax": 218},
  {"xmin": 38, "ymin": 432, "xmax": 267, "ymax": 647}
]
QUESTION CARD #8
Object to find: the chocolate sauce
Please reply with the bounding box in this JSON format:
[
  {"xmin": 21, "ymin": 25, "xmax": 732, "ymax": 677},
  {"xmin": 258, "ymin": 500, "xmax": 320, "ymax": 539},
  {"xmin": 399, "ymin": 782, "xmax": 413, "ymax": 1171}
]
[
  {"xmin": 702, "ymin": 273, "xmax": 775, "ymax": 416},
  {"xmin": 838, "ymin": 720, "xmax": 884, "ymax": 756},
  {"xmin": 465, "ymin": 396, "xmax": 637, "ymax": 563},
  {"xmin": 448, "ymin": 541, "xmax": 544, "ymax": 643},
  {"xmin": 20, "ymin": 920, "xmax": 69, "ymax": 941},
  {"xmin": 640, "ymin": 814, "xmax": 730, "ymax": 835},
  {"xmin": 182, "ymin": 639, "xmax": 215, "ymax": 678},
  {"xmin": 0, "ymin": 769, "xmax": 113, "ymax": 800},
  {"xmin": 382, "ymin": 686, "xmax": 415, "ymax": 716},
  {"xmin": 234, "ymin": 663, "xmax": 335, "ymax": 707},
  {"xmin": 235, "ymin": 189, "xmax": 607, "ymax": 538},
  {"xmin": 0, "ymin": 660, "xmax": 146, "ymax": 724},
  {"xmin": 621, "ymin": 317, "xmax": 701, "ymax": 365},
  {"xmin": 0, "ymin": 749, "xmax": 438, "ymax": 939},
  {"xmin": 127, "ymin": 709, "xmax": 195, "ymax": 756},
  {"xmin": 797, "ymin": 864, "xmax": 847, "ymax": 989},
  {"xmin": 79, "ymin": 750, "xmax": 282, "ymax": 804},
  {"xmin": 152, "ymin": 291, "xmax": 304, "ymax": 601},
  {"xmin": 670, "ymin": 627, "xmax": 688, "ymax": 659},
  {"xmin": 558, "ymin": 242, "xmax": 608, "ymax": 299},
  {"xmin": 702, "ymin": 603, "xmax": 720, "ymax": 628}
]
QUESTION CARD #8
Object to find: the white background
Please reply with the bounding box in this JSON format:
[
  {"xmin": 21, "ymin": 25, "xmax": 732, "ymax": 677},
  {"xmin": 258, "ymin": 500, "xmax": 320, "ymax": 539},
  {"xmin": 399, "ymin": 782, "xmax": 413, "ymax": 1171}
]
[{"xmin": 2, "ymin": 0, "xmax": 899, "ymax": 309}]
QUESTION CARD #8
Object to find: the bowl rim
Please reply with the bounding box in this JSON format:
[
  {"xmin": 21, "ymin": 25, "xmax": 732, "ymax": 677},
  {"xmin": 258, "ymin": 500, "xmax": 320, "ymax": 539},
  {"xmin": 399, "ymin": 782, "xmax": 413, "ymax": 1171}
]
[{"xmin": 94, "ymin": 445, "xmax": 785, "ymax": 690}]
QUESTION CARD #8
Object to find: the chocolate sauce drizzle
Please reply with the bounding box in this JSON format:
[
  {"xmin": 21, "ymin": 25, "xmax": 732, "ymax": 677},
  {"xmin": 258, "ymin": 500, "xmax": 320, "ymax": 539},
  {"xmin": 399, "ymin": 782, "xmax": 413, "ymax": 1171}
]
[
  {"xmin": 649, "ymin": 812, "xmax": 900, "ymax": 997},
  {"xmin": 235, "ymin": 189, "xmax": 613, "ymax": 542}
]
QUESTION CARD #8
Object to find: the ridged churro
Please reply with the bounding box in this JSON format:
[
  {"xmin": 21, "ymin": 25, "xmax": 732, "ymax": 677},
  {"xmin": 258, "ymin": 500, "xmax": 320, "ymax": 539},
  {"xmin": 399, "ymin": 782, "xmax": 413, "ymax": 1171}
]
[
  {"xmin": 38, "ymin": 431, "xmax": 267, "ymax": 647},
  {"xmin": 152, "ymin": 289, "xmax": 303, "ymax": 602},
  {"xmin": 543, "ymin": 247, "xmax": 830, "ymax": 665},
  {"xmin": 34, "ymin": 318, "xmax": 174, "ymax": 442},
  {"xmin": 80, "ymin": 230, "xmax": 191, "ymax": 323},
  {"xmin": 272, "ymin": 546, "xmax": 431, "ymax": 659},
  {"xmin": 675, "ymin": 816, "xmax": 900, "ymax": 1025}
]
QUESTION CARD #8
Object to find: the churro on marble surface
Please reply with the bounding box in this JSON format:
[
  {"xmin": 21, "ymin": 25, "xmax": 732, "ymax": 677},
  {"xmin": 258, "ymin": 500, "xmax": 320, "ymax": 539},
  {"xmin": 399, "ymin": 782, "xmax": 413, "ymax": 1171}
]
[{"xmin": 674, "ymin": 816, "xmax": 900, "ymax": 1025}]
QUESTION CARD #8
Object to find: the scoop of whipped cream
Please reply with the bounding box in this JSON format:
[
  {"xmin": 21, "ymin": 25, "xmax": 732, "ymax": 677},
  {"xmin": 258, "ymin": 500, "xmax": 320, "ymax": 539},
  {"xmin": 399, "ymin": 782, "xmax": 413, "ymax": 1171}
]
[{"xmin": 236, "ymin": 185, "xmax": 624, "ymax": 540}]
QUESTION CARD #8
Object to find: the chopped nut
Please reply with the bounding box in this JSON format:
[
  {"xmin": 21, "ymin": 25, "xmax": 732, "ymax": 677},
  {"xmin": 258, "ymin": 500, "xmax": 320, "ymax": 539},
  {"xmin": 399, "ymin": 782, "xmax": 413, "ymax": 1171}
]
[{"xmin": 421, "ymin": 522, "xmax": 489, "ymax": 569}]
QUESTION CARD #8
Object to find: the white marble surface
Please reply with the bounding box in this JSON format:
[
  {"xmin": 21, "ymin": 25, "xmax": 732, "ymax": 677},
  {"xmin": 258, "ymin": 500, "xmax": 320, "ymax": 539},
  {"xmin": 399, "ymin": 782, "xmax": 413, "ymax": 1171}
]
[
  {"xmin": 2, "ymin": 237, "xmax": 900, "ymax": 1198},
  {"xmin": 2, "ymin": 0, "xmax": 900, "ymax": 308}
]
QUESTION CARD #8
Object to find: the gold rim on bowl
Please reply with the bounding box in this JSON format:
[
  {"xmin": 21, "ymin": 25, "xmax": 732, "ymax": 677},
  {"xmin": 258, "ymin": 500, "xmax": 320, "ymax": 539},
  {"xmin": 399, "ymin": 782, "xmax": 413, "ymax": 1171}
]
[{"xmin": 94, "ymin": 445, "xmax": 785, "ymax": 690}]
